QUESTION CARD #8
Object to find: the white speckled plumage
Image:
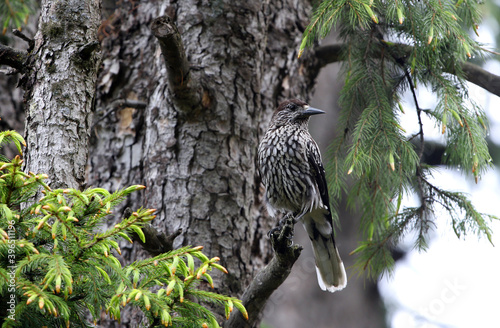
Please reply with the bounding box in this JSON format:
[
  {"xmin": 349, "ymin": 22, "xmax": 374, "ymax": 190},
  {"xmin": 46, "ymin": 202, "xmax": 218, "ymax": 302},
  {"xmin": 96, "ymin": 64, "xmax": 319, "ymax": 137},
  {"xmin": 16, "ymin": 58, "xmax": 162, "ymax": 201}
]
[{"xmin": 258, "ymin": 99, "xmax": 347, "ymax": 292}]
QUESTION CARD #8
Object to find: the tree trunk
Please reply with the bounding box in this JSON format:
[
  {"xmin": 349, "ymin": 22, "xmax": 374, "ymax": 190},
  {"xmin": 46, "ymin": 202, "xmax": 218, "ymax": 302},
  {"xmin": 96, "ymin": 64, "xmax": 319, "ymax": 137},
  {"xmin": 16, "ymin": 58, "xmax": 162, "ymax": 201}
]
[{"xmin": 23, "ymin": 0, "xmax": 101, "ymax": 190}]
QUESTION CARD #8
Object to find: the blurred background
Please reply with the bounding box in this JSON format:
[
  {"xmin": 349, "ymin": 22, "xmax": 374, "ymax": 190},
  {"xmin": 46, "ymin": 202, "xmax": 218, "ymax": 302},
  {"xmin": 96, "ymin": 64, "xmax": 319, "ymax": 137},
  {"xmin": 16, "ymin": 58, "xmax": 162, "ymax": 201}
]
[{"xmin": 262, "ymin": 3, "xmax": 500, "ymax": 327}]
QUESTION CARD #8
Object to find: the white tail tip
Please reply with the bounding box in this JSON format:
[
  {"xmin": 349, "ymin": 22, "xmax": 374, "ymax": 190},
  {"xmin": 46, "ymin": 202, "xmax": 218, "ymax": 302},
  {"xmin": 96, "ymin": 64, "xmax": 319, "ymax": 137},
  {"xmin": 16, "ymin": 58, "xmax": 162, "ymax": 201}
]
[{"xmin": 315, "ymin": 261, "xmax": 347, "ymax": 293}]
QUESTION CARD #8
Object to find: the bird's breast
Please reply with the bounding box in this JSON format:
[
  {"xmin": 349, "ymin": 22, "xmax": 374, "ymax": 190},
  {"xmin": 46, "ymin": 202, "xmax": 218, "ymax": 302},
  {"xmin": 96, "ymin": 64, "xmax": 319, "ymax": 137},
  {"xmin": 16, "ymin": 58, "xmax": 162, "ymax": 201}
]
[{"xmin": 258, "ymin": 127, "xmax": 319, "ymax": 215}]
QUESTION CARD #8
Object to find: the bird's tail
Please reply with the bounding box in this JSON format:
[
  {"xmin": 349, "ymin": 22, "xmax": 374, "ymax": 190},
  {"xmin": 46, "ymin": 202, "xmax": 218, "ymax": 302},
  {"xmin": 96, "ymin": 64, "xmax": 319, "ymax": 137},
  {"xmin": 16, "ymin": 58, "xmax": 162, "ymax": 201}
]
[{"xmin": 302, "ymin": 212, "xmax": 347, "ymax": 293}]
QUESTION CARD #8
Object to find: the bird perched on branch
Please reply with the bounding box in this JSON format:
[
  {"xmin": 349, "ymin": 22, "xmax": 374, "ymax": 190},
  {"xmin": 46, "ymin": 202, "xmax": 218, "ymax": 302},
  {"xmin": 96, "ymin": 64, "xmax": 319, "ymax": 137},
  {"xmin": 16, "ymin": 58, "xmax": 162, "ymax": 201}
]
[{"xmin": 258, "ymin": 99, "xmax": 347, "ymax": 292}]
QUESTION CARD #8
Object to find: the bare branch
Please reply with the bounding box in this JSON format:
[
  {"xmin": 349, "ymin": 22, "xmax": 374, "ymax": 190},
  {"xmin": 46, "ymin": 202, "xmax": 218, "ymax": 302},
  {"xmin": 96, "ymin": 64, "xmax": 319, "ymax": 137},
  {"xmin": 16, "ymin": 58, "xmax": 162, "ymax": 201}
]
[
  {"xmin": 315, "ymin": 43, "xmax": 345, "ymax": 68},
  {"xmin": 151, "ymin": 16, "xmax": 201, "ymax": 111},
  {"xmin": 459, "ymin": 62, "xmax": 500, "ymax": 98},
  {"xmin": 0, "ymin": 43, "xmax": 27, "ymax": 73},
  {"xmin": 314, "ymin": 43, "xmax": 500, "ymax": 98},
  {"xmin": 225, "ymin": 218, "xmax": 302, "ymax": 328},
  {"xmin": 119, "ymin": 207, "xmax": 183, "ymax": 256},
  {"xmin": 12, "ymin": 29, "xmax": 34, "ymax": 51},
  {"xmin": 133, "ymin": 225, "xmax": 183, "ymax": 255}
]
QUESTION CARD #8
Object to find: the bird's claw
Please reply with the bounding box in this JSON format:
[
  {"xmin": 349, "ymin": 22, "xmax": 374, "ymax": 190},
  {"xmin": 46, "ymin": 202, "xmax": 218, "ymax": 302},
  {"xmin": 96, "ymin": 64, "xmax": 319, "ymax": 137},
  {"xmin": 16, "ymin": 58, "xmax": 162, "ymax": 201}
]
[
  {"xmin": 268, "ymin": 213, "xmax": 295, "ymax": 238},
  {"xmin": 267, "ymin": 225, "xmax": 281, "ymax": 238},
  {"xmin": 269, "ymin": 215, "xmax": 296, "ymax": 253}
]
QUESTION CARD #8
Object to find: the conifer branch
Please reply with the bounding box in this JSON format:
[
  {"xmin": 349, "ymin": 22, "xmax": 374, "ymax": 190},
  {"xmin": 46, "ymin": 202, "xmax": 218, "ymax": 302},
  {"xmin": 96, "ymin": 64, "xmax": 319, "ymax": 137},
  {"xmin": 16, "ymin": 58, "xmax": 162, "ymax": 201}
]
[
  {"xmin": 307, "ymin": 0, "xmax": 495, "ymax": 280},
  {"xmin": 0, "ymin": 134, "xmax": 247, "ymax": 327},
  {"xmin": 314, "ymin": 43, "xmax": 500, "ymax": 98}
]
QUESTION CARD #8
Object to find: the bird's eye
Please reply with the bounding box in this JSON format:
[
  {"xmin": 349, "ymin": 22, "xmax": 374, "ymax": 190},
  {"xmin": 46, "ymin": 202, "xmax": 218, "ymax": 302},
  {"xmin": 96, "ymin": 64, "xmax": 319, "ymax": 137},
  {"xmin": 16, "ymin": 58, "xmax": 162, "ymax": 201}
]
[{"xmin": 287, "ymin": 103, "xmax": 297, "ymax": 111}]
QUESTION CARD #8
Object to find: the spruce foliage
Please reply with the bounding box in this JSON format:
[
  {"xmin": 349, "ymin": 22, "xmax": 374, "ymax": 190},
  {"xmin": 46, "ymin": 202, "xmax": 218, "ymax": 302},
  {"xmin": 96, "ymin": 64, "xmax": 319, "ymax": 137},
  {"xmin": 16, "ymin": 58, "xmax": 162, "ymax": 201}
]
[
  {"xmin": 0, "ymin": 131, "xmax": 247, "ymax": 327},
  {"xmin": 0, "ymin": 0, "xmax": 33, "ymax": 34},
  {"xmin": 301, "ymin": 0, "xmax": 497, "ymax": 277}
]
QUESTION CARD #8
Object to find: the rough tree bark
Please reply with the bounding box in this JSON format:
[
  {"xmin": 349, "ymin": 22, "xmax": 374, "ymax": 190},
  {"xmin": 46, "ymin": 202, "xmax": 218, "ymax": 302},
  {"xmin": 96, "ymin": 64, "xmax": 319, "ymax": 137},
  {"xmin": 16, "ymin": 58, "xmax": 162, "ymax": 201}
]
[{"xmin": 23, "ymin": 0, "xmax": 101, "ymax": 190}]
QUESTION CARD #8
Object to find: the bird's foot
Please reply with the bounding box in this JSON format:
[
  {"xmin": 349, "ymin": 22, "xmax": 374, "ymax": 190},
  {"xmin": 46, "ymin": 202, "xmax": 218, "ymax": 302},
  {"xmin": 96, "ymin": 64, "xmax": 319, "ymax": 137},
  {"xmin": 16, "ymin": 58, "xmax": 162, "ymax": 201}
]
[
  {"xmin": 267, "ymin": 224, "xmax": 281, "ymax": 238},
  {"xmin": 267, "ymin": 213, "xmax": 295, "ymax": 238},
  {"xmin": 269, "ymin": 215, "xmax": 296, "ymax": 253}
]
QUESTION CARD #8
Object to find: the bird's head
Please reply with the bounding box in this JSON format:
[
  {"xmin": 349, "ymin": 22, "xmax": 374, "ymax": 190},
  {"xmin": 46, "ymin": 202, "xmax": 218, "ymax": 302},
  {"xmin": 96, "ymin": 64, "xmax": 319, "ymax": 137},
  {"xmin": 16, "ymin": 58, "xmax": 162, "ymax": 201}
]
[{"xmin": 270, "ymin": 99, "xmax": 325, "ymax": 127}]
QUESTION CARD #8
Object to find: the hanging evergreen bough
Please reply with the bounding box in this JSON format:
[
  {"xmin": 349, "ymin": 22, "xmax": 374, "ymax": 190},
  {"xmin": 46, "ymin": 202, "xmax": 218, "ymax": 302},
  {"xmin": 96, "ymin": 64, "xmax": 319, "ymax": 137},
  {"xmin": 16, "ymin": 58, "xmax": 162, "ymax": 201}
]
[{"xmin": 300, "ymin": 0, "xmax": 497, "ymax": 278}]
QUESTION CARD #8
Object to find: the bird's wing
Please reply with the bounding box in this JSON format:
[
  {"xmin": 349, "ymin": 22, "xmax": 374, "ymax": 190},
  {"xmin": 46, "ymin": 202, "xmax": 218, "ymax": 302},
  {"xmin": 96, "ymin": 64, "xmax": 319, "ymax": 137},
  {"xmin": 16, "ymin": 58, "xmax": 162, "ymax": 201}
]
[
  {"xmin": 304, "ymin": 143, "xmax": 347, "ymax": 291},
  {"xmin": 306, "ymin": 145, "xmax": 331, "ymax": 214}
]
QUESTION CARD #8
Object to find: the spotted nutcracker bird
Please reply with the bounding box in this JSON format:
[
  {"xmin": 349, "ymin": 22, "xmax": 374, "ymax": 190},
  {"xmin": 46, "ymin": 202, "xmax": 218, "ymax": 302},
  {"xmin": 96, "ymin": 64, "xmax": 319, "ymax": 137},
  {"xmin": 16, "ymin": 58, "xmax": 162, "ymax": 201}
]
[{"xmin": 258, "ymin": 99, "xmax": 347, "ymax": 292}]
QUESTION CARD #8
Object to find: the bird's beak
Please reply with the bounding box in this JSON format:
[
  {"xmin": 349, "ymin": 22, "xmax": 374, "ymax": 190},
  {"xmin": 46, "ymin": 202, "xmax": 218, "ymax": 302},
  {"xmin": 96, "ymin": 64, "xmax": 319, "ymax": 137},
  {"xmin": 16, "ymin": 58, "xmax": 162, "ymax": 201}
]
[{"xmin": 301, "ymin": 106, "xmax": 325, "ymax": 117}]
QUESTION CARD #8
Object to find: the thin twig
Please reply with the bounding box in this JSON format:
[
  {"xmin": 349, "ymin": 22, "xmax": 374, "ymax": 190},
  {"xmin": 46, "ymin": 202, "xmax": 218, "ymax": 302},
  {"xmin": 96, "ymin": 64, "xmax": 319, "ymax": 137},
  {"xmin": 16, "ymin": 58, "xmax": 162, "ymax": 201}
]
[
  {"xmin": 12, "ymin": 29, "xmax": 34, "ymax": 51},
  {"xmin": 405, "ymin": 70, "xmax": 428, "ymax": 216},
  {"xmin": 405, "ymin": 70, "xmax": 425, "ymax": 161}
]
